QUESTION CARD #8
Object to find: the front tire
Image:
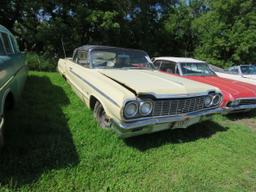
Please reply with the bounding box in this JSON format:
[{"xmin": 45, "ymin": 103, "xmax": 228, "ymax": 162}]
[
  {"xmin": 93, "ymin": 101, "xmax": 111, "ymax": 128},
  {"xmin": 0, "ymin": 117, "xmax": 4, "ymax": 149},
  {"xmin": 1, "ymin": 94, "xmax": 13, "ymax": 149}
]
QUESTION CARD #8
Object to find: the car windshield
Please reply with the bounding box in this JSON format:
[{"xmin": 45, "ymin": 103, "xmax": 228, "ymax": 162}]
[
  {"xmin": 180, "ymin": 62, "xmax": 216, "ymax": 76},
  {"xmin": 240, "ymin": 65, "xmax": 256, "ymax": 75},
  {"xmin": 91, "ymin": 49, "xmax": 154, "ymax": 70}
]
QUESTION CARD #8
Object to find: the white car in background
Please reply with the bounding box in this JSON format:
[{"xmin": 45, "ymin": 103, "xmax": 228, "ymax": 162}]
[{"xmin": 210, "ymin": 65, "xmax": 256, "ymax": 85}]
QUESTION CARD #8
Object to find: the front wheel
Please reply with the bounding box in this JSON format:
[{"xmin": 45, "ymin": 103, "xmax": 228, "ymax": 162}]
[
  {"xmin": 0, "ymin": 117, "xmax": 4, "ymax": 149},
  {"xmin": 93, "ymin": 101, "xmax": 111, "ymax": 128}
]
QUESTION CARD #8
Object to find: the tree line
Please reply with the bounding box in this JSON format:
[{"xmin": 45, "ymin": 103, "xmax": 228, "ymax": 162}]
[{"xmin": 1, "ymin": 0, "xmax": 256, "ymax": 68}]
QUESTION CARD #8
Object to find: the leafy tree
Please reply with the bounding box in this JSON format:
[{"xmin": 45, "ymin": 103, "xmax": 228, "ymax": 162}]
[
  {"xmin": 161, "ymin": 0, "xmax": 208, "ymax": 56},
  {"xmin": 1, "ymin": 0, "xmax": 256, "ymax": 70},
  {"xmin": 193, "ymin": 0, "xmax": 256, "ymax": 67}
]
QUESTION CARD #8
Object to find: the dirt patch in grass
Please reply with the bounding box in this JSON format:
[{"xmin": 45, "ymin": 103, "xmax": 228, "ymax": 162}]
[
  {"xmin": 233, "ymin": 118, "xmax": 256, "ymax": 131},
  {"xmin": 226, "ymin": 111, "xmax": 256, "ymax": 131}
]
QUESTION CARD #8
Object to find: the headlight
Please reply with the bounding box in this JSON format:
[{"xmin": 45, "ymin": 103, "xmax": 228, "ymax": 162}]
[
  {"xmin": 212, "ymin": 94, "xmax": 222, "ymax": 105},
  {"xmin": 124, "ymin": 101, "xmax": 138, "ymax": 118},
  {"xmin": 230, "ymin": 100, "xmax": 240, "ymax": 107},
  {"xmin": 204, "ymin": 95, "xmax": 212, "ymax": 107},
  {"xmin": 139, "ymin": 101, "xmax": 153, "ymax": 116}
]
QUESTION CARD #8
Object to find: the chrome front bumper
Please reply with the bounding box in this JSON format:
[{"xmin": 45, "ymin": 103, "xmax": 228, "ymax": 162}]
[
  {"xmin": 112, "ymin": 107, "xmax": 223, "ymax": 138},
  {"xmin": 223, "ymin": 104, "xmax": 256, "ymax": 114}
]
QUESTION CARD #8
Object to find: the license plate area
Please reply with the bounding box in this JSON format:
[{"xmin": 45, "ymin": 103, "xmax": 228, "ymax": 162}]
[{"xmin": 173, "ymin": 117, "xmax": 200, "ymax": 128}]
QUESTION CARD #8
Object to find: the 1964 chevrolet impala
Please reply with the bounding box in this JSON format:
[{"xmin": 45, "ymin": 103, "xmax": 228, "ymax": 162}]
[{"xmin": 58, "ymin": 45, "xmax": 223, "ymax": 137}]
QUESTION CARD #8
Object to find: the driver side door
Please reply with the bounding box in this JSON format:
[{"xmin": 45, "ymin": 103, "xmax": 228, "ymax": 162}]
[{"xmin": 66, "ymin": 50, "xmax": 91, "ymax": 102}]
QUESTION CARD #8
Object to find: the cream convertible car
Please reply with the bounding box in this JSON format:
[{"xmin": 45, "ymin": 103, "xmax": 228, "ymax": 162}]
[{"xmin": 58, "ymin": 45, "xmax": 223, "ymax": 138}]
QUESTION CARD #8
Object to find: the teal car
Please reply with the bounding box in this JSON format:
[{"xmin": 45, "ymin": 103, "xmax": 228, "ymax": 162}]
[{"xmin": 0, "ymin": 25, "xmax": 27, "ymax": 148}]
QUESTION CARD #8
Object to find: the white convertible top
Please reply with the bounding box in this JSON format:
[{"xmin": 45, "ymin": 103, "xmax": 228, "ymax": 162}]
[{"xmin": 154, "ymin": 57, "xmax": 205, "ymax": 63}]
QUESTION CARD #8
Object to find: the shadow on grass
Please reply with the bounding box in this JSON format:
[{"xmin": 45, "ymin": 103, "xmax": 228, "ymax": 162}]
[
  {"xmin": 125, "ymin": 121, "xmax": 228, "ymax": 151},
  {"xmin": 0, "ymin": 75, "xmax": 79, "ymax": 187},
  {"xmin": 226, "ymin": 110, "xmax": 256, "ymax": 121}
]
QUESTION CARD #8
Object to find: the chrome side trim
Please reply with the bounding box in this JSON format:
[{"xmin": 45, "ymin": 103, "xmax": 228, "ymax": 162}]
[
  {"xmin": 113, "ymin": 107, "xmax": 223, "ymax": 130},
  {"xmin": 69, "ymin": 69, "xmax": 120, "ymax": 107},
  {"xmin": 0, "ymin": 76, "xmax": 14, "ymax": 91},
  {"xmin": 14, "ymin": 64, "xmax": 27, "ymax": 76},
  {"xmin": 235, "ymin": 97, "xmax": 256, "ymax": 100},
  {"xmin": 224, "ymin": 104, "xmax": 256, "ymax": 112},
  {"xmin": 66, "ymin": 77, "xmax": 89, "ymax": 100},
  {"xmin": 0, "ymin": 64, "xmax": 27, "ymax": 92}
]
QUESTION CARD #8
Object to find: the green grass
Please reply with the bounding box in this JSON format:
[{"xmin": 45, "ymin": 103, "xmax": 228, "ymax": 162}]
[{"xmin": 1, "ymin": 71, "xmax": 256, "ymax": 191}]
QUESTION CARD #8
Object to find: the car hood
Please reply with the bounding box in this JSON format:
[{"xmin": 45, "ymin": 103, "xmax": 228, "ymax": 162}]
[
  {"xmin": 216, "ymin": 72, "xmax": 256, "ymax": 85},
  {"xmin": 185, "ymin": 75, "xmax": 256, "ymax": 100},
  {"xmin": 242, "ymin": 75, "xmax": 256, "ymax": 80},
  {"xmin": 97, "ymin": 69, "xmax": 219, "ymax": 98}
]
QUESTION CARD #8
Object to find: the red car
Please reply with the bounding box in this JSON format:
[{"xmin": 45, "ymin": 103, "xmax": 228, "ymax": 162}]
[{"xmin": 153, "ymin": 57, "xmax": 256, "ymax": 113}]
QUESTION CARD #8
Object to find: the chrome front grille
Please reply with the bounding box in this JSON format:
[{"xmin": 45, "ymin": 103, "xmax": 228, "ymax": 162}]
[
  {"xmin": 239, "ymin": 99, "xmax": 256, "ymax": 105},
  {"xmin": 152, "ymin": 96, "xmax": 208, "ymax": 116}
]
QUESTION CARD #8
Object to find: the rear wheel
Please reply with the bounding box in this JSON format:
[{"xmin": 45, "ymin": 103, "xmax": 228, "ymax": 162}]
[{"xmin": 93, "ymin": 101, "xmax": 111, "ymax": 128}]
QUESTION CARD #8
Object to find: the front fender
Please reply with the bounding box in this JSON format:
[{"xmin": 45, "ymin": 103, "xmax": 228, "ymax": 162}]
[{"xmin": 89, "ymin": 94, "xmax": 121, "ymax": 122}]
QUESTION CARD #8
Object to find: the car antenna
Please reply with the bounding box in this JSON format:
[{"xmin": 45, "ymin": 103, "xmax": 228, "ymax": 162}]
[{"xmin": 61, "ymin": 37, "xmax": 66, "ymax": 58}]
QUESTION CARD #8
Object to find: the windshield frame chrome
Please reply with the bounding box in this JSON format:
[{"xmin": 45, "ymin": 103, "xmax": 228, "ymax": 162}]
[
  {"xmin": 178, "ymin": 62, "xmax": 217, "ymax": 76},
  {"xmin": 88, "ymin": 48, "xmax": 155, "ymax": 70}
]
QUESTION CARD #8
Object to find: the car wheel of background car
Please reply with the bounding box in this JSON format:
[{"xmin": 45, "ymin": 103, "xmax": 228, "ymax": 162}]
[
  {"xmin": 0, "ymin": 128, "xmax": 3, "ymax": 149},
  {"xmin": 0, "ymin": 93, "xmax": 14, "ymax": 149},
  {"xmin": 0, "ymin": 117, "xmax": 4, "ymax": 149},
  {"xmin": 93, "ymin": 101, "xmax": 111, "ymax": 128}
]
